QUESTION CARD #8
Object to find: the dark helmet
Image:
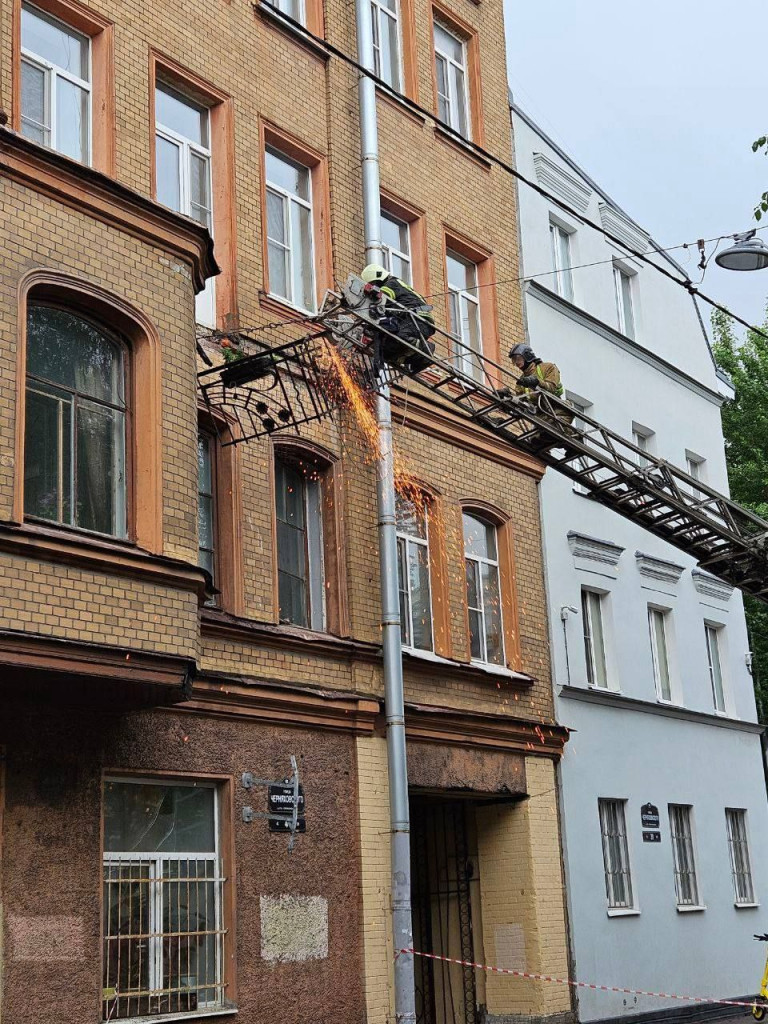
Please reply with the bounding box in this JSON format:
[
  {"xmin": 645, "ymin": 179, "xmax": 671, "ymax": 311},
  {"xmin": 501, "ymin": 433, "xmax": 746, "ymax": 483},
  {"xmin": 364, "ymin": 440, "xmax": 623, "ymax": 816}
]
[{"xmin": 509, "ymin": 343, "xmax": 538, "ymax": 364}]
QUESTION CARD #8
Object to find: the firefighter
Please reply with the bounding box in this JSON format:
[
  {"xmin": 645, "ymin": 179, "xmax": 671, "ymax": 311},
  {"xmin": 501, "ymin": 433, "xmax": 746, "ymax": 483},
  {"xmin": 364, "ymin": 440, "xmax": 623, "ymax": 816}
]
[
  {"xmin": 508, "ymin": 343, "xmax": 564, "ymax": 397},
  {"xmin": 359, "ymin": 264, "xmax": 436, "ymax": 373}
]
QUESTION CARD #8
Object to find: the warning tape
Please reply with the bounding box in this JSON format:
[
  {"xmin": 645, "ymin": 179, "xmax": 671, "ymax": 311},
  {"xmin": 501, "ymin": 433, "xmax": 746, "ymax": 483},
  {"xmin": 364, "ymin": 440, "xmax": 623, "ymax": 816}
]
[{"xmin": 396, "ymin": 949, "xmax": 761, "ymax": 1009}]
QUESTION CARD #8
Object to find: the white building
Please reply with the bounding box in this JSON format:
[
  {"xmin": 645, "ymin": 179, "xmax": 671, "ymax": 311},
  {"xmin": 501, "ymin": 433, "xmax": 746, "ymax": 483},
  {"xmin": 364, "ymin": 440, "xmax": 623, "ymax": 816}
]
[{"xmin": 511, "ymin": 101, "xmax": 768, "ymax": 1022}]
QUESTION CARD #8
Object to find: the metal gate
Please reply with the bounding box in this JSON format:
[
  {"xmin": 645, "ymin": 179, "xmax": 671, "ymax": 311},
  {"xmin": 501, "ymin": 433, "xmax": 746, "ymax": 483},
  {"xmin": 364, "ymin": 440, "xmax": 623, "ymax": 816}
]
[{"xmin": 411, "ymin": 798, "xmax": 480, "ymax": 1024}]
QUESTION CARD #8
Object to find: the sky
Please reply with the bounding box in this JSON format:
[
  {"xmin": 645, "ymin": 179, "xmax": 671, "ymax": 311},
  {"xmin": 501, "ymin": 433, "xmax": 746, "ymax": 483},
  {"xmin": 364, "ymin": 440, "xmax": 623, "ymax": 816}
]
[{"xmin": 503, "ymin": 0, "xmax": 768, "ymax": 340}]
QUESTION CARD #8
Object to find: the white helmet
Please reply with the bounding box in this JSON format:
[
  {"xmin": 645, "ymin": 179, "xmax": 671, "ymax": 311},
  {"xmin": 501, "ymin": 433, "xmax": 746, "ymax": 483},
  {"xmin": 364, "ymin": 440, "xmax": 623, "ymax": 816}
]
[{"xmin": 361, "ymin": 263, "xmax": 389, "ymax": 284}]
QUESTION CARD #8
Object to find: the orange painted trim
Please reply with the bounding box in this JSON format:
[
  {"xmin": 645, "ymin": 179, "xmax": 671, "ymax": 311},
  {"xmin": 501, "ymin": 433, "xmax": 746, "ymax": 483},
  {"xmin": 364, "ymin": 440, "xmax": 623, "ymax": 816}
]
[
  {"xmin": 399, "ymin": 0, "xmax": 419, "ymax": 102},
  {"xmin": 405, "ymin": 703, "xmax": 570, "ymax": 759},
  {"xmin": 380, "ymin": 189, "xmax": 430, "ymax": 298},
  {"xmin": 429, "ymin": 0, "xmax": 485, "ymax": 147},
  {"xmin": 443, "ymin": 225, "xmax": 501, "ymax": 383},
  {"xmin": 12, "ymin": 0, "xmax": 116, "ymax": 175},
  {"xmin": 428, "ymin": 494, "xmax": 453, "ymax": 660},
  {"xmin": 259, "ymin": 118, "xmax": 333, "ymax": 309},
  {"xmin": 15, "ymin": 269, "xmax": 164, "ymax": 553},
  {"xmin": 149, "ymin": 51, "xmax": 239, "ymax": 329}
]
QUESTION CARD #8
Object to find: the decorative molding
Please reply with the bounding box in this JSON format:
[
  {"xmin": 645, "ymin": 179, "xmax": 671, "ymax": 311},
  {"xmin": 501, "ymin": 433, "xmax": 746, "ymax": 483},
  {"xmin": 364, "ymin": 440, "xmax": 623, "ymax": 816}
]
[
  {"xmin": 558, "ymin": 684, "xmax": 764, "ymax": 734},
  {"xmin": 692, "ymin": 569, "xmax": 734, "ymax": 603},
  {"xmin": 405, "ymin": 702, "xmax": 570, "ymax": 759},
  {"xmin": 568, "ymin": 532, "xmax": 624, "ymax": 578},
  {"xmin": 528, "ymin": 281, "xmax": 723, "ymax": 407},
  {"xmin": 599, "ymin": 202, "xmax": 650, "ymax": 255},
  {"xmin": 0, "ymin": 127, "xmax": 218, "ymax": 291},
  {"xmin": 635, "ymin": 551, "xmax": 685, "ymax": 587},
  {"xmin": 534, "ymin": 152, "xmax": 592, "ymax": 214}
]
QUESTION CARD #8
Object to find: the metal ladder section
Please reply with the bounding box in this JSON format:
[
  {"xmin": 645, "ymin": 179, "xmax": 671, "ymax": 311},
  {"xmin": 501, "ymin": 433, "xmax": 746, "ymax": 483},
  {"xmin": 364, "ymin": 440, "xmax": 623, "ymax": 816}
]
[{"xmin": 319, "ymin": 281, "xmax": 768, "ymax": 601}]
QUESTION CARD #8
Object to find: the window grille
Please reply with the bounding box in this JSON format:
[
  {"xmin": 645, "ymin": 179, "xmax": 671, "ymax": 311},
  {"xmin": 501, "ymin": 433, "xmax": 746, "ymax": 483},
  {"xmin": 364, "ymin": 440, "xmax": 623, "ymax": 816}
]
[
  {"xmin": 669, "ymin": 804, "xmax": 700, "ymax": 907},
  {"xmin": 598, "ymin": 798, "xmax": 633, "ymax": 909},
  {"xmin": 726, "ymin": 808, "xmax": 754, "ymax": 905}
]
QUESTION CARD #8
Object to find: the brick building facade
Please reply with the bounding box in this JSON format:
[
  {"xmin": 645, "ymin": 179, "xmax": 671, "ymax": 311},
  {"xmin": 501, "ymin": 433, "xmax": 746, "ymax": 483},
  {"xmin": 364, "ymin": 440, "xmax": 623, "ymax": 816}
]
[{"xmin": 0, "ymin": 0, "xmax": 571, "ymax": 1022}]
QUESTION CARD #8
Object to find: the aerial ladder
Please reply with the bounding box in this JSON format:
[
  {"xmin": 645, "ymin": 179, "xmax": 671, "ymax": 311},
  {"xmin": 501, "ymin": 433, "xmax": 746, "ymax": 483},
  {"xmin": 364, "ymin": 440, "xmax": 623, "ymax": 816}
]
[{"xmin": 197, "ymin": 277, "xmax": 768, "ymax": 602}]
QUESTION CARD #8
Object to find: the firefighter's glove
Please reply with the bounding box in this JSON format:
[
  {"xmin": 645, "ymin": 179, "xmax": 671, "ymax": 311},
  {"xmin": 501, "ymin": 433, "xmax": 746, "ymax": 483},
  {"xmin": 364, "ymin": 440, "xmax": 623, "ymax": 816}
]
[
  {"xmin": 518, "ymin": 375, "xmax": 539, "ymax": 389},
  {"xmin": 363, "ymin": 283, "xmax": 383, "ymax": 302}
]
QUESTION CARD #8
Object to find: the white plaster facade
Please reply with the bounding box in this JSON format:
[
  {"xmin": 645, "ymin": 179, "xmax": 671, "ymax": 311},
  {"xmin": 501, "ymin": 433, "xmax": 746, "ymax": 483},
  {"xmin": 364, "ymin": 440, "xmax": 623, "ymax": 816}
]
[{"xmin": 511, "ymin": 102, "xmax": 768, "ymax": 1021}]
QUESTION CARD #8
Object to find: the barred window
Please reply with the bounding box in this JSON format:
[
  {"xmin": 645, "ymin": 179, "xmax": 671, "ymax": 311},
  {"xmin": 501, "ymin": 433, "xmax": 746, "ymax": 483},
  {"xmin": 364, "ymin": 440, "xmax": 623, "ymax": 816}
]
[
  {"xmin": 726, "ymin": 808, "xmax": 755, "ymax": 905},
  {"xmin": 598, "ymin": 798, "xmax": 633, "ymax": 909},
  {"xmin": 102, "ymin": 779, "xmax": 227, "ymax": 1020},
  {"xmin": 669, "ymin": 804, "xmax": 700, "ymax": 908}
]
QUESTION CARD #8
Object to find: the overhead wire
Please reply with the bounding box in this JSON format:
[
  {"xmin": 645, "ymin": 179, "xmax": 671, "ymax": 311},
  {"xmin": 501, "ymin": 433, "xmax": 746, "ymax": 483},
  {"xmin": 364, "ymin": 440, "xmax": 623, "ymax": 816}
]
[{"xmin": 254, "ymin": 0, "xmax": 768, "ymax": 345}]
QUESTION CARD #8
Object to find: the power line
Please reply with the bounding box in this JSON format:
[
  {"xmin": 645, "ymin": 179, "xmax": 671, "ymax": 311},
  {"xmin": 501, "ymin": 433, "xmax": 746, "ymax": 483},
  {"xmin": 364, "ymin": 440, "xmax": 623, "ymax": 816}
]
[{"xmin": 255, "ymin": 0, "xmax": 768, "ymax": 345}]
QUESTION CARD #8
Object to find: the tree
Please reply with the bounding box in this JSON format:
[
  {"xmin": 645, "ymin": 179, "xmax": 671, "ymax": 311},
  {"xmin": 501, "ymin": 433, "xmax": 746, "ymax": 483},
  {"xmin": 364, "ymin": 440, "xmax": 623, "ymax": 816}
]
[
  {"xmin": 711, "ymin": 306, "xmax": 768, "ymax": 719},
  {"xmin": 752, "ymin": 136, "xmax": 768, "ymax": 221}
]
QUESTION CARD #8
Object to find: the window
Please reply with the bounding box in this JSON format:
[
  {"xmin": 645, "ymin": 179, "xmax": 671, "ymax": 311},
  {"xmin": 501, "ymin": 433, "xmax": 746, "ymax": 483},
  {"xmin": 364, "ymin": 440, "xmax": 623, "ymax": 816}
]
[
  {"xmin": 446, "ymin": 250, "xmax": 482, "ymax": 381},
  {"xmin": 155, "ymin": 82, "xmax": 215, "ymax": 327},
  {"xmin": 433, "ymin": 21, "xmax": 469, "ymax": 137},
  {"xmin": 198, "ymin": 431, "xmax": 217, "ymax": 593},
  {"xmin": 102, "ymin": 778, "xmax": 227, "ymax": 1020},
  {"xmin": 549, "ymin": 222, "xmax": 574, "ymax": 302},
  {"xmin": 582, "ymin": 589, "xmax": 608, "ymax": 688},
  {"xmin": 464, "ymin": 512, "xmax": 504, "ymax": 665},
  {"xmin": 705, "ymin": 624, "xmax": 726, "ymax": 713},
  {"xmin": 669, "ymin": 804, "xmax": 700, "ymax": 908},
  {"xmin": 371, "ymin": 0, "xmax": 401, "ymax": 89},
  {"xmin": 632, "ymin": 424, "xmax": 653, "ymax": 469},
  {"xmin": 569, "ymin": 395, "xmax": 592, "ymax": 494},
  {"xmin": 648, "ymin": 607, "xmax": 672, "ymax": 702},
  {"xmin": 24, "ymin": 304, "xmax": 127, "ymax": 537},
  {"xmin": 396, "ymin": 494, "xmax": 433, "ymax": 651},
  {"xmin": 265, "ymin": 147, "xmax": 316, "ymax": 312},
  {"xmin": 381, "ymin": 209, "xmax": 412, "ymax": 283},
  {"xmin": 273, "ymin": 0, "xmax": 304, "ymax": 21},
  {"xmin": 20, "ymin": 2, "xmax": 91, "ymax": 163},
  {"xmin": 686, "ymin": 451, "xmax": 706, "ymax": 496},
  {"xmin": 614, "ymin": 265, "xmax": 635, "ymax": 339},
  {"xmin": 726, "ymin": 809, "xmax": 755, "ymax": 905},
  {"xmin": 275, "ymin": 456, "xmax": 325, "ymax": 630},
  {"xmin": 598, "ymin": 799, "xmax": 634, "ymax": 909}
]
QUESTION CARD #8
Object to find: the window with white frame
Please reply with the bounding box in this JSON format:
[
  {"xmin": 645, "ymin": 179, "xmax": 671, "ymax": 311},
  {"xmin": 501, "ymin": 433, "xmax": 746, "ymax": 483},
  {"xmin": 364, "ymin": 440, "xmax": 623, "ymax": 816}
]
[
  {"xmin": 446, "ymin": 250, "xmax": 482, "ymax": 381},
  {"xmin": 21, "ymin": 2, "xmax": 91, "ymax": 163},
  {"xmin": 273, "ymin": 0, "xmax": 305, "ymax": 22},
  {"xmin": 632, "ymin": 423, "xmax": 653, "ymax": 469},
  {"xmin": 381, "ymin": 209, "xmax": 412, "ymax": 283},
  {"xmin": 463, "ymin": 512, "xmax": 504, "ymax": 666},
  {"xmin": 686, "ymin": 451, "xmax": 706, "ymax": 496},
  {"xmin": 155, "ymin": 83, "xmax": 215, "ymax": 327},
  {"xmin": 582, "ymin": 589, "xmax": 608, "ymax": 688},
  {"xmin": 648, "ymin": 606, "xmax": 673, "ymax": 702},
  {"xmin": 275, "ymin": 456, "xmax": 325, "ymax": 631},
  {"xmin": 669, "ymin": 804, "xmax": 700, "ymax": 908},
  {"xmin": 549, "ymin": 221, "xmax": 574, "ymax": 302},
  {"xmin": 568, "ymin": 394, "xmax": 592, "ymax": 494},
  {"xmin": 433, "ymin": 21, "xmax": 469, "ymax": 137},
  {"xmin": 371, "ymin": 0, "xmax": 401, "ymax": 89},
  {"xmin": 705, "ymin": 623, "xmax": 726, "ymax": 713},
  {"xmin": 266, "ymin": 147, "xmax": 316, "ymax": 312},
  {"xmin": 614, "ymin": 265, "xmax": 635, "ymax": 339},
  {"xmin": 102, "ymin": 778, "xmax": 227, "ymax": 1020},
  {"xmin": 598, "ymin": 798, "xmax": 634, "ymax": 910},
  {"xmin": 726, "ymin": 808, "xmax": 755, "ymax": 905},
  {"xmin": 198, "ymin": 431, "xmax": 217, "ymax": 601},
  {"xmin": 396, "ymin": 494, "xmax": 433, "ymax": 651}
]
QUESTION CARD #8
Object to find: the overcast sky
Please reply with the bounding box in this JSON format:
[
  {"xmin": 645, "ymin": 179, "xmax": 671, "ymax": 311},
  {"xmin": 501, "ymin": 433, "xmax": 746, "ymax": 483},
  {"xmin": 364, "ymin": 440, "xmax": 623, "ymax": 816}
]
[{"xmin": 503, "ymin": 0, "xmax": 768, "ymax": 340}]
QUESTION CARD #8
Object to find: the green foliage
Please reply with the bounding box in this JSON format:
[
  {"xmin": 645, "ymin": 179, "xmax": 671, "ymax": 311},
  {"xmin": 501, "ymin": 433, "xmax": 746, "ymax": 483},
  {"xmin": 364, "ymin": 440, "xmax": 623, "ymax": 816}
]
[
  {"xmin": 711, "ymin": 306, "xmax": 768, "ymax": 718},
  {"xmin": 752, "ymin": 137, "xmax": 768, "ymax": 220}
]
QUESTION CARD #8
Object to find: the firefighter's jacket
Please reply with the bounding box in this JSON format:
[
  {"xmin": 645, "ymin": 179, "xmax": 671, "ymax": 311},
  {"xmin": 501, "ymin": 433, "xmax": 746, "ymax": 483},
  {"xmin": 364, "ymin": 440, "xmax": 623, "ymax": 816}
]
[
  {"xmin": 380, "ymin": 276, "xmax": 435, "ymax": 323},
  {"xmin": 515, "ymin": 360, "xmax": 564, "ymax": 397}
]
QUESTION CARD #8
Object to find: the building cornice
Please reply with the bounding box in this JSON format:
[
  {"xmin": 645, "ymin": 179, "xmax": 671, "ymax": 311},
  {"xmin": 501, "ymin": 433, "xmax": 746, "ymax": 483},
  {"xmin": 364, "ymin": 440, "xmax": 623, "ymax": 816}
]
[
  {"xmin": 0, "ymin": 127, "xmax": 218, "ymax": 291},
  {"xmin": 559, "ymin": 684, "xmax": 764, "ymax": 733},
  {"xmin": 635, "ymin": 550, "xmax": 685, "ymax": 587},
  {"xmin": 405, "ymin": 702, "xmax": 570, "ymax": 758},
  {"xmin": 527, "ymin": 280, "xmax": 723, "ymax": 406},
  {"xmin": 533, "ymin": 151, "xmax": 592, "ymax": 214},
  {"xmin": 692, "ymin": 569, "xmax": 734, "ymax": 603}
]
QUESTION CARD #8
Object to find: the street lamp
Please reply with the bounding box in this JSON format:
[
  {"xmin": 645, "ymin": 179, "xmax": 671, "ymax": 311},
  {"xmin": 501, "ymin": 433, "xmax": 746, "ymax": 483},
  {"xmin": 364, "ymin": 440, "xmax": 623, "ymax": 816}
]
[{"xmin": 715, "ymin": 230, "xmax": 768, "ymax": 271}]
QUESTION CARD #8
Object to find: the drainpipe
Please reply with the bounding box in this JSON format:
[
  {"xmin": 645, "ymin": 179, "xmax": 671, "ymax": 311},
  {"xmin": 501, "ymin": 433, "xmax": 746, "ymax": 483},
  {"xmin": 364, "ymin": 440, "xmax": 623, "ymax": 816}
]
[{"xmin": 353, "ymin": 3, "xmax": 416, "ymax": 1022}]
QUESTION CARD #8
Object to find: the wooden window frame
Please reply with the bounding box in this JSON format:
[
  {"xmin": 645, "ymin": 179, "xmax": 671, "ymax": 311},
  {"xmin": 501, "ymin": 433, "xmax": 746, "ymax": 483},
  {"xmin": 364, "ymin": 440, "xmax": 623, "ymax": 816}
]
[
  {"xmin": 380, "ymin": 191, "xmax": 429, "ymax": 296},
  {"xmin": 15, "ymin": 269, "xmax": 163, "ymax": 553},
  {"xmin": 460, "ymin": 501, "xmax": 521, "ymax": 671},
  {"xmin": 429, "ymin": 1, "xmax": 485, "ymax": 146},
  {"xmin": 259, "ymin": 120, "xmax": 333, "ymax": 318},
  {"xmin": 442, "ymin": 228, "xmax": 500, "ymax": 382},
  {"xmin": 12, "ymin": 0, "xmax": 115, "ymax": 174},
  {"xmin": 198, "ymin": 411, "xmax": 244, "ymax": 616},
  {"xmin": 270, "ymin": 439, "xmax": 349, "ymax": 637},
  {"xmin": 149, "ymin": 51, "xmax": 238, "ymax": 330},
  {"xmin": 101, "ymin": 769, "xmax": 237, "ymax": 1015}
]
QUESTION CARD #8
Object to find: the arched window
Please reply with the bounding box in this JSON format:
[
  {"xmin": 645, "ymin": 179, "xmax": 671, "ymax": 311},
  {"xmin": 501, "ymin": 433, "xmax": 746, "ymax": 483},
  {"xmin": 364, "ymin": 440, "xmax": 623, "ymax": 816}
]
[
  {"xmin": 24, "ymin": 304, "xmax": 127, "ymax": 537},
  {"xmin": 463, "ymin": 511, "xmax": 504, "ymax": 665},
  {"xmin": 396, "ymin": 492, "xmax": 433, "ymax": 652}
]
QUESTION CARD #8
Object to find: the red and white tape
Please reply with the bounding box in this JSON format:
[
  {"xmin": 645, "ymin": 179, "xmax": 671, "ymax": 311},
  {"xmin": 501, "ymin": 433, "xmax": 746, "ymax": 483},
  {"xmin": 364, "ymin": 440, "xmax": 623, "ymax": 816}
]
[{"xmin": 396, "ymin": 948, "xmax": 760, "ymax": 1009}]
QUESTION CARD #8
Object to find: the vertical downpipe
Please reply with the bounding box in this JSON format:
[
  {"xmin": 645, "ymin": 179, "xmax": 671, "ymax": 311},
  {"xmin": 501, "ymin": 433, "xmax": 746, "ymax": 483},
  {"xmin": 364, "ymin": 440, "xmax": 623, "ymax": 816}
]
[{"xmin": 353, "ymin": 1, "xmax": 416, "ymax": 1020}]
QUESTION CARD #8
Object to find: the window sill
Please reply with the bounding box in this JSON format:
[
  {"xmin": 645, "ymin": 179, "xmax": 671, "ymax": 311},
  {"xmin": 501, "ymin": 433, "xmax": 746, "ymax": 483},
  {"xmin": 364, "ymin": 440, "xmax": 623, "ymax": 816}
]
[
  {"xmin": 676, "ymin": 905, "xmax": 706, "ymax": 913},
  {"xmin": 433, "ymin": 123, "xmax": 491, "ymax": 170},
  {"xmin": 607, "ymin": 908, "xmax": 641, "ymax": 917},
  {"xmin": 112, "ymin": 1007, "xmax": 237, "ymax": 1024},
  {"xmin": 253, "ymin": 1, "xmax": 329, "ymax": 60},
  {"xmin": 404, "ymin": 646, "xmax": 533, "ymax": 685},
  {"xmin": 588, "ymin": 683, "xmax": 622, "ymax": 695},
  {"xmin": 735, "ymin": 902, "xmax": 760, "ymax": 909},
  {"xmin": 258, "ymin": 290, "xmax": 319, "ymax": 324}
]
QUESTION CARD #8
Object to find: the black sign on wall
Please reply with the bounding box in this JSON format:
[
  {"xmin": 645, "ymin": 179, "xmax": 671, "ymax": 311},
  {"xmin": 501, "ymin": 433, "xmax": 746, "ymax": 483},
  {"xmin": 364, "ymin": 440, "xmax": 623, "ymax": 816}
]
[
  {"xmin": 268, "ymin": 783, "xmax": 306, "ymax": 833},
  {"xmin": 641, "ymin": 803, "xmax": 660, "ymax": 829},
  {"xmin": 642, "ymin": 830, "xmax": 661, "ymax": 843}
]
